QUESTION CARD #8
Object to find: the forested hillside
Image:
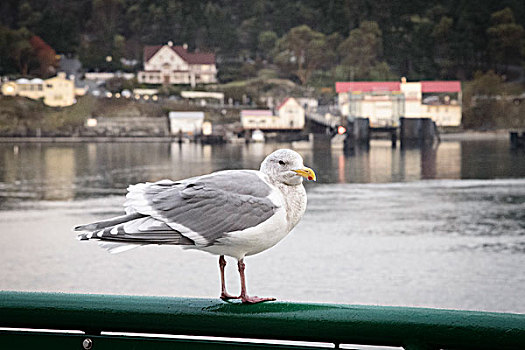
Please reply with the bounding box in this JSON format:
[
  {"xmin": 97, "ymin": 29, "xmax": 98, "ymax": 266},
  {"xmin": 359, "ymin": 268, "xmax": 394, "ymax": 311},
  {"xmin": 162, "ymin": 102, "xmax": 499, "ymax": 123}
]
[{"xmin": 1, "ymin": 0, "xmax": 524, "ymax": 85}]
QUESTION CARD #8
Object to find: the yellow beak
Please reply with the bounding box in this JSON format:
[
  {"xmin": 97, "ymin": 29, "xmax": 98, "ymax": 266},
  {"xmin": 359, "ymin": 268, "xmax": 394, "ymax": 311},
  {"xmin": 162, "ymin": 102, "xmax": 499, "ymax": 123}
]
[{"xmin": 293, "ymin": 167, "xmax": 317, "ymax": 181}]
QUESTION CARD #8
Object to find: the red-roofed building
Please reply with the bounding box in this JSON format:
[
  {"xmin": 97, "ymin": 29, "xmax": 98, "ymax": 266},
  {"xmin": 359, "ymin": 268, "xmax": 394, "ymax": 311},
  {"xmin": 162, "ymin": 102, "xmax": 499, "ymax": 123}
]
[
  {"xmin": 138, "ymin": 42, "xmax": 217, "ymax": 87},
  {"xmin": 337, "ymin": 79, "xmax": 462, "ymax": 127}
]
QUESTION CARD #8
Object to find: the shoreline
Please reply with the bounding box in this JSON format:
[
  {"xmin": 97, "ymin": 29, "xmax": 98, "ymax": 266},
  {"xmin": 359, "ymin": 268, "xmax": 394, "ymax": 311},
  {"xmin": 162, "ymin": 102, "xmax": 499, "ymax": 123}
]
[
  {"xmin": 0, "ymin": 136, "xmax": 182, "ymax": 143},
  {"xmin": 439, "ymin": 130, "xmax": 509, "ymax": 141},
  {"xmin": 0, "ymin": 130, "xmax": 512, "ymax": 143}
]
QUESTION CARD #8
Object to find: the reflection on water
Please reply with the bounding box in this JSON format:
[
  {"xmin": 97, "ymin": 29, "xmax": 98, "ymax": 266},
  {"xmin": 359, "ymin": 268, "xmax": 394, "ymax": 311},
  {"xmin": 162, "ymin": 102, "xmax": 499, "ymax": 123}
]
[
  {"xmin": 323, "ymin": 141, "xmax": 462, "ymax": 183},
  {"xmin": 1, "ymin": 139, "xmax": 523, "ymax": 203},
  {"xmin": 0, "ymin": 139, "xmax": 524, "ymax": 312}
]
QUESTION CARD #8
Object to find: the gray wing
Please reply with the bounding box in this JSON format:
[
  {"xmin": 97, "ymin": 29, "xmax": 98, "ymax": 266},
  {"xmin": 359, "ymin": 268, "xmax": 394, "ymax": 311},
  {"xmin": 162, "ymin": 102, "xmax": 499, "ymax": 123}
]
[{"xmin": 124, "ymin": 170, "xmax": 279, "ymax": 246}]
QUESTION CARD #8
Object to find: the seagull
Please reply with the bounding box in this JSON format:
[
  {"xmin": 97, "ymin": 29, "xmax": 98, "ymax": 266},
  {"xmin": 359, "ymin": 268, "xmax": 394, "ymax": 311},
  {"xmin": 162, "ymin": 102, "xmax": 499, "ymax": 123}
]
[{"xmin": 75, "ymin": 149, "xmax": 316, "ymax": 304}]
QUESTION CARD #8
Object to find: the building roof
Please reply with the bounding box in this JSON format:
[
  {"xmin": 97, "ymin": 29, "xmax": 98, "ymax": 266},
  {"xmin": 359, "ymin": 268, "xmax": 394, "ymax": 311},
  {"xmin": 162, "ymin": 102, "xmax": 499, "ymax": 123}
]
[
  {"xmin": 421, "ymin": 81, "xmax": 461, "ymax": 93},
  {"xmin": 336, "ymin": 82, "xmax": 401, "ymax": 93},
  {"xmin": 241, "ymin": 110, "xmax": 273, "ymax": 117},
  {"xmin": 144, "ymin": 45, "xmax": 215, "ymax": 65},
  {"xmin": 276, "ymin": 97, "xmax": 299, "ymax": 110},
  {"xmin": 168, "ymin": 111, "xmax": 205, "ymax": 119},
  {"xmin": 336, "ymin": 81, "xmax": 462, "ymax": 93}
]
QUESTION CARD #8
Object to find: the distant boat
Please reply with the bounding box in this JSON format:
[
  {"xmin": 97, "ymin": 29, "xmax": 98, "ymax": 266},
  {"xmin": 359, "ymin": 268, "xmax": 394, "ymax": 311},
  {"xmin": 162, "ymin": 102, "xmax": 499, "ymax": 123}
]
[
  {"xmin": 251, "ymin": 129, "xmax": 265, "ymax": 142},
  {"xmin": 331, "ymin": 133, "xmax": 346, "ymax": 149}
]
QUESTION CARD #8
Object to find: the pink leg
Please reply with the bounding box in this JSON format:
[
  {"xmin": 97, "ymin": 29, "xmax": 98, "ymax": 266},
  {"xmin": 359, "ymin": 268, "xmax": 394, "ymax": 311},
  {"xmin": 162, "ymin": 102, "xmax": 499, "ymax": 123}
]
[
  {"xmin": 219, "ymin": 255, "xmax": 239, "ymax": 300},
  {"xmin": 238, "ymin": 258, "xmax": 276, "ymax": 304}
]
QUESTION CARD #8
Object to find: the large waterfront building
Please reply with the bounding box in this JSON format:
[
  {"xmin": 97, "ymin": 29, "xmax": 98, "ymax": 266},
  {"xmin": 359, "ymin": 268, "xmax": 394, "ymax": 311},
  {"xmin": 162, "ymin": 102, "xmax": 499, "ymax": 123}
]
[{"xmin": 336, "ymin": 79, "xmax": 462, "ymax": 127}]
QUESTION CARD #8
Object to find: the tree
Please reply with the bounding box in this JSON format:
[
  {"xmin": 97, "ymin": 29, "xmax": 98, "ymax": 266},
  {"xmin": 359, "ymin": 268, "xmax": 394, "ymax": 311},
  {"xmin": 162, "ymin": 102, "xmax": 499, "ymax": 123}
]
[
  {"xmin": 432, "ymin": 16, "xmax": 454, "ymax": 78},
  {"xmin": 29, "ymin": 36, "xmax": 58, "ymax": 77},
  {"xmin": 201, "ymin": 2, "xmax": 237, "ymax": 54},
  {"xmin": 238, "ymin": 17, "xmax": 263, "ymax": 58},
  {"xmin": 79, "ymin": 0, "xmax": 124, "ymax": 70},
  {"xmin": 274, "ymin": 25, "xmax": 333, "ymax": 85},
  {"xmin": 462, "ymin": 70, "xmax": 505, "ymax": 129},
  {"xmin": 487, "ymin": 7, "xmax": 525, "ymax": 71},
  {"xmin": 17, "ymin": 1, "xmax": 42, "ymax": 30},
  {"xmin": 0, "ymin": 26, "xmax": 24, "ymax": 74},
  {"xmin": 257, "ymin": 31, "xmax": 278, "ymax": 61},
  {"xmin": 336, "ymin": 21, "xmax": 395, "ymax": 80},
  {"xmin": 0, "ymin": 26, "xmax": 35, "ymax": 75}
]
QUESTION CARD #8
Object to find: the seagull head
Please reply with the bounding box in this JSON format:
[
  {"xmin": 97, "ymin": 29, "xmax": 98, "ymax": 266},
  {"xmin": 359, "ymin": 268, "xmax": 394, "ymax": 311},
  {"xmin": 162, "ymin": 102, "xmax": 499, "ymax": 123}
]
[{"xmin": 260, "ymin": 149, "xmax": 316, "ymax": 186}]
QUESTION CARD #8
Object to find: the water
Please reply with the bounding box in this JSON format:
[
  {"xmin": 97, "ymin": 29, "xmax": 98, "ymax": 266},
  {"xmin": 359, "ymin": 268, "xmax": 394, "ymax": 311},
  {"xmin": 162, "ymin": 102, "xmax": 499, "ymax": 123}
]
[{"xmin": 0, "ymin": 140, "xmax": 524, "ymax": 313}]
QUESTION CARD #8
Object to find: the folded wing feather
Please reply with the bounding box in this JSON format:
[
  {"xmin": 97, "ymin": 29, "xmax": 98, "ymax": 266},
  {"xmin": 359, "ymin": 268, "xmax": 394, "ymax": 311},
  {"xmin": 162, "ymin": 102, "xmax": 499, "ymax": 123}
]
[{"xmin": 76, "ymin": 170, "xmax": 280, "ymax": 249}]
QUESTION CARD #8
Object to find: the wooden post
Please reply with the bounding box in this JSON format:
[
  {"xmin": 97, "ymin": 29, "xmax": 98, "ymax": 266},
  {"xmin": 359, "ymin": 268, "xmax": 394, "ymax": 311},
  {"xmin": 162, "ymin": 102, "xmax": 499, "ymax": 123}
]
[
  {"xmin": 510, "ymin": 132, "xmax": 518, "ymax": 149},
  {"xmin": 400, "ymin": 117, "xmax": 435, "ymax": 148},
  {"xmin": 344, "ymin": 118, "xmax": 370, "ymax": 152},
  {"xmin": 391, "ymin": 129, "xmax": 397, "ymax": 148},
  {"xmin": 354, "ymin": 118, "xmax": 370, "ymax": 143}
]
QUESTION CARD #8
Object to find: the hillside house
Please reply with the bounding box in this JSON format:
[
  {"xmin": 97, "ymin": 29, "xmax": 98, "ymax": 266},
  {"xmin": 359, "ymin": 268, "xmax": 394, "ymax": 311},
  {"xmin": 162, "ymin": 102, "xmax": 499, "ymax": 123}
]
[
  {"xmin": 1, "ymin": 72, "xmax": 79, "ymax": 107},
  {"xmin": 336, "ymin": 79, "xmax": 462, "ymax": 127},
  {"xmin": 138, "ymin": 42, "xmax": 217, "ymax": 87},
  {"xmin": 241, "ymin": 97, "xmax": 305, "ymax": 130}
]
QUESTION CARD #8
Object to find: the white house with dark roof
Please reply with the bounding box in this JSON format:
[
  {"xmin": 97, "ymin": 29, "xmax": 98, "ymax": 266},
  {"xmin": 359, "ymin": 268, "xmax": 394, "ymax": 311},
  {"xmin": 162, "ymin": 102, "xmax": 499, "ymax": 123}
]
[{"xmin": 138, "ymin": 42, "xmax": 217, "ymax": 87}]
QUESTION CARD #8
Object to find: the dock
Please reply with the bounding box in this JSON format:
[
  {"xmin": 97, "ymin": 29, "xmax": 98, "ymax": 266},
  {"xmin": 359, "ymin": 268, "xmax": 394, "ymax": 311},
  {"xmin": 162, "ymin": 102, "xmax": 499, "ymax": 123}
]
[{"xmin": 510, "ymin": 131, "xmax": 525, "ymax": 149}]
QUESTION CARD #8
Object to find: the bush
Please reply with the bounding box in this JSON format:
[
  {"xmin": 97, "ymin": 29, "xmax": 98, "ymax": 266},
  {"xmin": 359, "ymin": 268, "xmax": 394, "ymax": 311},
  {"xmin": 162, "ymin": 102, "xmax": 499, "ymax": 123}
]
[{"xmin": 462, "ymin": 71, "xmax": 525, "ymax": 129}]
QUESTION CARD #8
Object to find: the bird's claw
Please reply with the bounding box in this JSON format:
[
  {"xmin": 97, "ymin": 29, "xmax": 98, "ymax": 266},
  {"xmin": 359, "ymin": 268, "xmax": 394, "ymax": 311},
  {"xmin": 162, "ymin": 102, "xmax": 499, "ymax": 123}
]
[
  {"xmin": 220, "ymin": 293, "xmax": 240, "ymax": 300},
  {"xmin": 241, "ymin": 296, "xmax": 276, "ymax": 304}
]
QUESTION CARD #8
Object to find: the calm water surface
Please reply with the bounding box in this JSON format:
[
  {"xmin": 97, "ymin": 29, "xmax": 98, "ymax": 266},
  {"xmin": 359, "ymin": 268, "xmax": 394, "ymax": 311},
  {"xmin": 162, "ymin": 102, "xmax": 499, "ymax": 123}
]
[{"xmin": 0, "ymin": 140, "xmax": 524, "ymax": 313}]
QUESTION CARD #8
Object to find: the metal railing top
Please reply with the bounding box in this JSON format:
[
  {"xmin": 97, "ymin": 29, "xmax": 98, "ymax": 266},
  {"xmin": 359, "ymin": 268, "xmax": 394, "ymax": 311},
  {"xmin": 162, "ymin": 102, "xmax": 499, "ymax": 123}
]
[{"xmin": 0, "ymin": 291, "xmax": 524, "ymax": 350}]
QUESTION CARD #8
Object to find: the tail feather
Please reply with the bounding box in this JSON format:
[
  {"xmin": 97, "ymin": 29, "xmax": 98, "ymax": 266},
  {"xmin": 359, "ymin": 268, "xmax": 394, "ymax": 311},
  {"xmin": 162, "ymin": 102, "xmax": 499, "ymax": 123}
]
[
  {"xmin": 74, "ymin": 213, "xmax": 145, "ymax": 231},
  {"xmin": 75, "ymin": 214, "xmax": 195, "ymax": 247},
  {"xmin": 98, "ymin": 242, "xmax": 142, "ymax": 254},
  {"xmin": 77, "ymin": 232, "xmax": 91, "ymax": 240}
]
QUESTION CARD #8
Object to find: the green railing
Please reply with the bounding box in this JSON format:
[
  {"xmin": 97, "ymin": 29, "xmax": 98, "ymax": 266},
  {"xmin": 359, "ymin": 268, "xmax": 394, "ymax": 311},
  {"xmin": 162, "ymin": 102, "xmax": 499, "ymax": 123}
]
[{"xmin": 1, "ymin": 291, "xmax": 524, "ymax": 349}]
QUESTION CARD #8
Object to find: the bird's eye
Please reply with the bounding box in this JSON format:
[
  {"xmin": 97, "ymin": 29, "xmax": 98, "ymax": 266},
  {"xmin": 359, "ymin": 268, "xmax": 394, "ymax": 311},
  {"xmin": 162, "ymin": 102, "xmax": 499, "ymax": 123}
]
[{"xmin": 278, "ymin": 160, "xmax": 285, "ymax": 165}]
